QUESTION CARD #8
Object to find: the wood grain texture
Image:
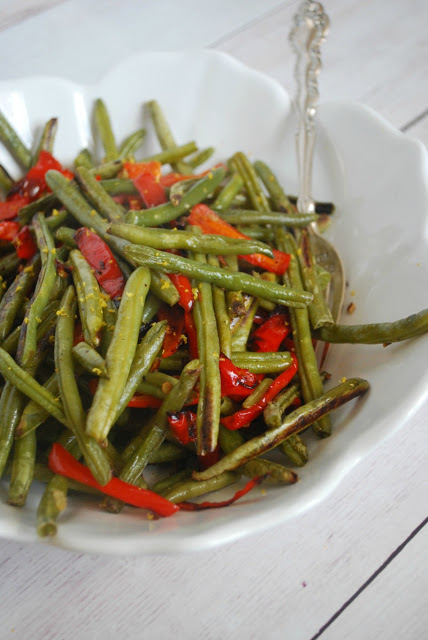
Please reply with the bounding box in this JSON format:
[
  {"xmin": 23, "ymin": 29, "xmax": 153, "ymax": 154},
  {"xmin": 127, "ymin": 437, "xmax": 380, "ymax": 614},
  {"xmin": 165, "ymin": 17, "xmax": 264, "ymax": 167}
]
[{"xmin": 0, "ymin": 1, "xmax": 427, "ymax": 639}]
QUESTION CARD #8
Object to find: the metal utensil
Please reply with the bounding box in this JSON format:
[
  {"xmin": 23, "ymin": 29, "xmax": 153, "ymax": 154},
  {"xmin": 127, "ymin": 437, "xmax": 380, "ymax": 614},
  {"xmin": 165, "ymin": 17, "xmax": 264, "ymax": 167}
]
[{"xmin": 289, "ymin": 1, "xmax": 344, "ymax": 323}]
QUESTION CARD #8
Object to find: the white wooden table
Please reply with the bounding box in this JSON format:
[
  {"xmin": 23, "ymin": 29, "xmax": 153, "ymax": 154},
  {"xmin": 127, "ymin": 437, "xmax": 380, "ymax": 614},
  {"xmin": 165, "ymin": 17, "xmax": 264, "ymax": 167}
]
[{"xmin": 0, "ymin": 2, "xmax": 427, "ymax": 638}]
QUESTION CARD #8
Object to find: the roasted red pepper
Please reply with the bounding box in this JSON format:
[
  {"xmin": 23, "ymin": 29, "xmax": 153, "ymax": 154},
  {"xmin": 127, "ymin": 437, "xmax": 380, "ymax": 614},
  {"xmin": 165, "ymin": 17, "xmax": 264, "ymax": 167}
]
[
  {"xmin": 74, "ymin": 227, "xmax": 125, "ymax": 299},
  {"xmin": 123, "ymin": 161, "xmax": 162, "ymax": 180},
  {"xmin": 133, "ymin": 172, "xmax": 167, "ymax": 208},
  {"xmin": 13, "ymin": 225, "xmax": 37, "ymax": 259},
  {"xmin": 167, "ymin": 410, "xmax": 197, "ymax": 445},
  {"xmin": 0, "ymin": 198, "xmax": 29, "ymax": 221},
  {"xmin": 157, "ymin": 304, "xmax": 185, "ymax": 358},
  {"xmin": 8, "ymin": 151, "xmax": 73, "ymax": 204},
  {"xmin": 0, "ymin": 220, "xmax": 20, "ymax": 241},
  {"xmin": 221, "ymin": 354, "xmax": 298, "ymax": 430},
  {"xmin": 48, "ymin": 443, "xmax": 179, "ymax": 517},
  {"xmin": 159, "ymin": 164, "xmax": 227, "ymax": 188},
  {"xmin": 179, "ymin": 474, "xmax": 267, "ymax": 511},
  {"xmin": 219, "ymin": 354, "xmax": 258, "ymax": 398},
  {"xmin": 167, "ymin": 273, "xmax": 193, "ymax": 311},
  {"xmin": 127, "ymin": 394, "xmax": 163, "ymax": 409},
  {"xmin": 188, "ymin": 204, "xmax": 290, "ymax": 275},
  {"xmin": 251, "ymin": 313, "xmax": 290, "ymax": 352}
]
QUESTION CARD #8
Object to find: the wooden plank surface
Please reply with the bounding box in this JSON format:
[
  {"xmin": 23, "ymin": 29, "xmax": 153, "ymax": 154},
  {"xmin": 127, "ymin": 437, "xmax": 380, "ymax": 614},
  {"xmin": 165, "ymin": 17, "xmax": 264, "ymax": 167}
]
[{"xmin": 0, "ymin": 1, "xmax": 427, "ymax": 639}]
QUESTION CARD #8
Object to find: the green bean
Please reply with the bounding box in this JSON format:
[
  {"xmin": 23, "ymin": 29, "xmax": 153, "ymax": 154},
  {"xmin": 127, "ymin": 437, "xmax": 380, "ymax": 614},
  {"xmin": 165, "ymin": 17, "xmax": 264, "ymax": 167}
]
[
  {"xmin": 135, "ymin": 380, "xmax": 166, "ymax": 400},
  {"xmin": 119, "ymin": 128, "xmax": 146, "ymax": 159},
  {"xmin": 100, "ymin": 297, "xmax": 116, "ymax": 358},
  {"xmin": 0, "ymin": 383, "xmax": 26, "ymax": 476},
  {"xmin": 74, "ymin": 148, "xmax": 94, "ymax": 170},
  {"xmin": 0, "ymin": 164, "xmax": 13, "ymax": 194},
  {"xmin": 142, "ymin": 141, "xmax": 198, "ymax": 165},
  {"xmin": 119, "ymin": 360, "xmax": 201, "ymax": 483},
  {"xmin": 141, "ymin": 292, "xmax": 161, "ymax": 324},
  {"xmin": 0, "ymin": 110, "xmax": 32, "ymax": 169},
  {"xmin": 8, "ymin": 427, "xmax": 36, "ymax": 506},
  {"xmin": 278, "ymin": 229, "xmax": 331, "ymax": 437},
  {"xmin": 162, "ymin": 471, "xmax": 240, "ymax": 503},
  {"xmin": 45, "ymin": 207, "xmax": 70, "ymax": 230},
  {"xmin": 85, "ymin": 267, "xmax": 151, "ymax": 442},
  {"xmin": 146, "ymin": 100, "xmax": 193, "ymax": 174},
  {"xmin": 297, "ymin": 229, "xmax": 333, "ymax": 329},
  {"xmin": 0, "ymin": 252, "xmax": 21, "ymax": 277},
  {"xmin": 19, "ymin": 214, "xmax": 56, "ymax": 365},
  {"xmin": 1, "ymin": 325, "xmax": 20, "ymax": 355},
  {"xmin": 207, "ymin": 255, "xmax": 232, "ymax": 358},
  {"xmin": 32, "ymin": 117, "xmax": 58, "ymax": 162},
  {"xmin": 36, "ymin": 474, "xmax": 69, "ymax": 537},
  {"xmin": 147, "ymin": 441, "xmax": 189, "ymax": 464},
  {"xmin": 314, "ymin": 309, "xmax": 428, "ymax": 344},
  {"xmin": 237, "ymin": 225, "xmax": 276, "ymax": 243},
  {"xmin": 193, "ymin": 253, "xmax": 221, "ymax": 455},
  {"xmin": 222, "ymin": 254, "xmax": 246, "ymax": 318},
  {"xmin": 0, "ymin": 254, "xmax": 40, "ymax": 342},
  {"xmin": 218, "ymin": 208, "xmax": 317, "ymax": 227},
  {"xmin": 242, "ymin": 377, "xmax": 273, "ymax": 409},
  {"xmin": 125, "ymin": 166, "xmax": 226, "ymax": 227},
  {"xmin": 152, "ymin": 469, "xmax": 192, "ymax": 495},
  {"xmin": 220, "ymin": 396, "xmax": 239, "ymax": 416},
  {"xmin": 145, "ymin": 370, "xmax": 178, "ymax": 390},
  {"xmin": 149, "ymin": 270, "xmax": 180, "ymax": 307},
  {"xmin": 158, "ymin": 351, "xmax": 187, "ymax": 372},
  {"xmin": 16, "ymin": 373, "xmax": 58, "ymax": 438},
  {"xmin": 219, "ymin": 427, "xmax": 297, "ymax": 484},
  {"xmin": 55, "ymin": 226, "xmax": 77, "ymax": 248},
  {"xmin": 186, "ymin": 146, "xmax": 215, "ymax": 169},
  {"xmin": 75, "ymin": 165, "xmax": 124, "ymax": 222},
  {"xmin": 254, "ymin": 272, "xmax": 277, "ymax": 312},
  {"xmin": 124, "ymin": 243, "xmax": 312, "ymax": 309},
  {"xmin": 70, "ymin": 249, "xmax": 104, "ymax": 348},
  {"xmin": 230, "ymin": 351, "xmax": 293, "ymax": 374},
  {"xmin": 263, "ymin": 383, "xmax": 300, "ymax": 428},
  {"xmin": 213, "ymin": 172, "xmax": 244, "ymax": 210},
  {"xmin": 230, "ymin": 152, "xmax": 270, "ymax": 212},
  {"xmin": 94, "ymin": 98, "xmax": 118, "ymax": 161},
  {"xmin": 108, "ymin": 222, "xmax": 274, "ymax": 257},
  {"xmin": 100, "ymin": 178, "xmax": 137, "ymax": 196},
  {"xmin": 72, "ymin": 342, "xmax": 109, "ymax": 378},
  {"xmin": 193, "ymin": 377, "xmax": 370, "ymax": 481},
  {"xmin": 55, "ymin": 286, "xmax": 112, "ymax": 485},
  {"xmin": 279, "ymin": 433, "xmax": 308, "ymax": 467},
  {"xmin": 90, "ymin": 159, "xmax": 123, "ymax": 179},
  {"xmin": 253, "ymin": 160, "xmax": 294, "ymax": 214},
  {"xmin": 230, "ymin": 298, "xmax": 259, "ymax": 352},
  {"xmin": 18, "ymin": 193, "xmax": 59, "ymax": 224}
]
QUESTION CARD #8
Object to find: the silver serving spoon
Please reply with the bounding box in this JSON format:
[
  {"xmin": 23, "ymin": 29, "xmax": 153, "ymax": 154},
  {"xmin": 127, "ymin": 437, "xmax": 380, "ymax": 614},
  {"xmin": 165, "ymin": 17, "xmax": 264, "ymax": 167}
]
[{"xmin": 289, "ymin": 1, "xmax": 344, "ymax": 324}]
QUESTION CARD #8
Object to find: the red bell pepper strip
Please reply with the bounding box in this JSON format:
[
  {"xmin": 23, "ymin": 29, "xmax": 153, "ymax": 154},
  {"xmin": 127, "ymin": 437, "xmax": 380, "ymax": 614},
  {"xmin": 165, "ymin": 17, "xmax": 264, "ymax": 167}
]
[
  {"xmin": 159, "ymin": 164, "xmax": 227, "ymax": 188},
  {"xmin": 157, "ymin": 305, "xmax": 185, "ymax": 358},
  {"xmin": 167, "ymin": 410, "xmax": 197, "ymax": 445},
  {"xmin": 179, "ymin": 474, "xmax": 267, "ymax": 511},
  {"xmin": 0, "ymin": 198, "xmax": 29, "ymax": 221},
  {"xmin": 188, "ymin": 204, "xmax": 290, "ymax": 275},
  {"xmin": 74, "ymin": 227, "xmax": 125, "ymax": 299},
  {"xmin": 221, "ymin": 353, "xmax": 298, "ymax": 430},
  {"xmin": 251, "ymin": 313, "xmax": 290, "ymax": 353},
  {"xmin": 13, "ymin": 225, "xmax": 37, "ymax": 259},
  {"xmin": 167, "ymin": 273, "xmax": 193, "ymax": 311},
  {"xmin": 133, "ymin": 172, "xmax": 168, "ymax": 208},
  {"xmin": 48, "ymin": 443, "xmax": 179, "ymax": 517},
  {"xmin": 219, "ymin": 354, "xmax": 258, "ymax": 398},
  {"xmin": 127, "ymin": 394, "xmax": 163, "ymax": 409},
  {"xmin": 184, "ymin": 310, "xmax": 198, "ymax": 360},
  {"xmin": 8, "ymin": 151, "xmax": 73, "ymax": 204},
  {"xmin": 123, "ymin": 161, "xmax": 162, "ymax": 180},
  {"xmin": 0, "ymin": 220, "xmax": 20, "ymax": 241}
]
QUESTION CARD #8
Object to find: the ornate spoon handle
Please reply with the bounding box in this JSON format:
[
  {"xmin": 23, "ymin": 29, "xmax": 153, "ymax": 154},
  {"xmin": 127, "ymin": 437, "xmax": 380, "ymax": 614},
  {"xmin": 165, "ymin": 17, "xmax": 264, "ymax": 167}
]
[{"xmin": 289, "ymin": 1, "xmax": 329, "ymax": 215}]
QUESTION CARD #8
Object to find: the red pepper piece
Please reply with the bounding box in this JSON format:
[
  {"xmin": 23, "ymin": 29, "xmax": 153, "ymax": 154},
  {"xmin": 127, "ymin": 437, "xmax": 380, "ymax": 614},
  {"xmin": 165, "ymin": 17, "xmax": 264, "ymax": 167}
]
[
  {"xmin": 167, "ymin": 273, "xmax": 193, "ymax": 311},
  {"xmin": 133, "ymin": 172, "xmax": 167, "ymax": 208},
  {"xmin": 221, "ymin": 353, "xmax": 298, "ymax": 430},
  {"xmin": 127, "ymin": 394, "xmax": 163, "ymax": 409},
  {"xmin": 48, "ymin": 443, "xmax": 179, "ymax": 517},
  {"xmin": 9, "ymin": 151, "xmax": 73, "ymax": 203},
  {"xmin": 219, "ymin": 354, "xmax": 258, "ymax": 398},
  {"xmin": 157, "ymin": 305, "xmax": 185, "ymax": 358},
  {"xmin": 74, "ymin": 227, "xmax": 125, "ymax": 299},
  {"xmin": 73, "ymin": 321, "xmax": 85, "ymax": 346},
  {"xmin": 184, "ymin": 310, "xmax": 198, "ymax": 360},
  {"xmin": 198, "ymin": 444, "xmax": 221, "ymax": 470},
  {"xmin": 251, "ymin": 313, "xmax": 290, "ymax": 353},
  {"xmin": 188, "ymin": 204, "xmax": 290, "ymax": 275},
  {"xmin": 127, "ymin": 195, "xmax": 143, "ymax": 210},
  {"xmin": 0, "ymin": 198, "xmax": 29, "ymax": 221},
  {"xmin": 178, "ymin": 474, "xmax": 267, "ymax": 511},
  {"xmin": 123, "ymin": 161, "xmax": 162, "ymax": 180},
  {"xmin": 167, "ymin": 410, "xmax": 197, "ymax": 445},
  {"xmin": 0, "ymin": 220, "xmax": 20, "ymax": 241},
  {"xmin": 159, "ymin": 164, "xmax": 227, "ymax": 188},
  {"xmin": 13, "ymin": 225, "xmax": 37, "ymax": 259}
]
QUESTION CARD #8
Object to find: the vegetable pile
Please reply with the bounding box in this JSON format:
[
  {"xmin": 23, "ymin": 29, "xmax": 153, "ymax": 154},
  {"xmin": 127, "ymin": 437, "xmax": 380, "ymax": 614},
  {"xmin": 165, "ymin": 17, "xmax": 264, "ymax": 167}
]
[{"xmin": 0, "ymin": 98, "xmax": 426, "ymax": 537}]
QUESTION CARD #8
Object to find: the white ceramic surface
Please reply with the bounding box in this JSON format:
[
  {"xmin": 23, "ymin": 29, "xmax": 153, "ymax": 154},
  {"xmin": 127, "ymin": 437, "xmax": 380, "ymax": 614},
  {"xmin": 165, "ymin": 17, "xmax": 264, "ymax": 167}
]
[{"xmin": 0, "ymin": 50, "xmax": 427, "ymax": 555}]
